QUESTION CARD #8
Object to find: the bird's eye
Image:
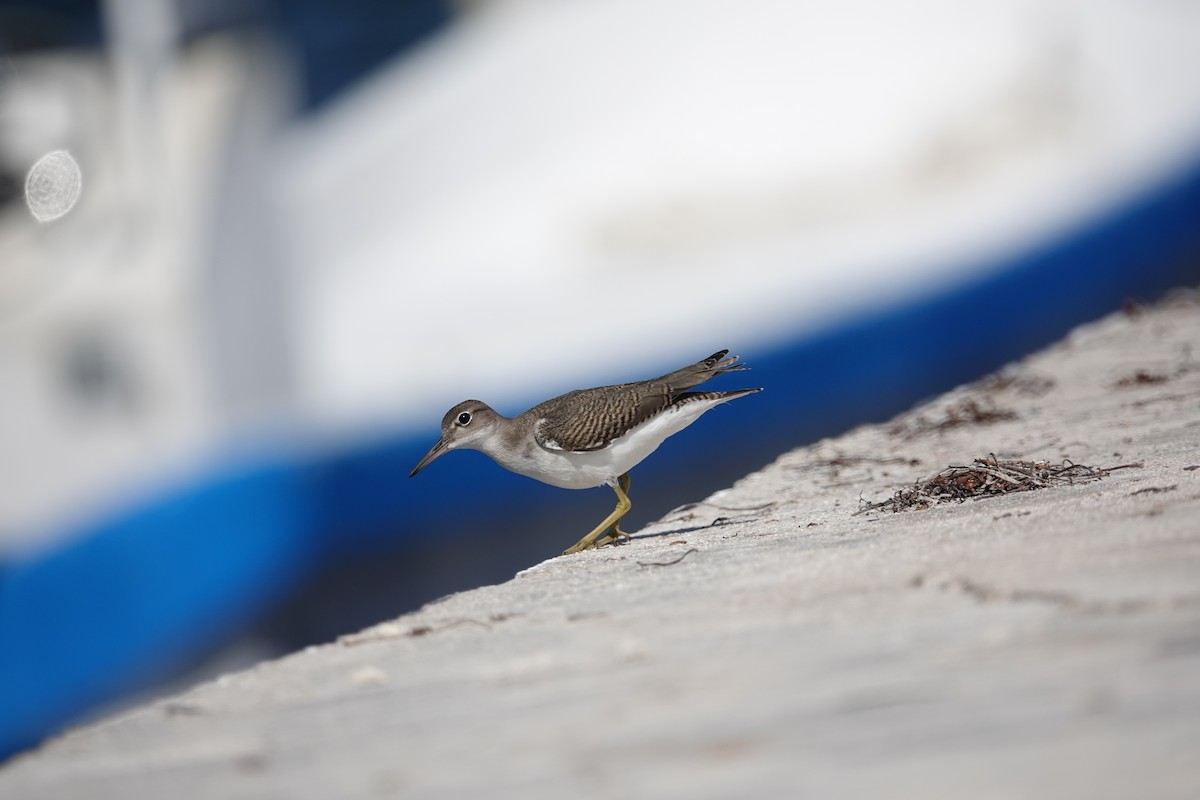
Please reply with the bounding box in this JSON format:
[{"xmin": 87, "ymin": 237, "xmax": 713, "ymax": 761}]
[{"xmin": 457, "ymin": 411, "xmax": 472, "ymax": 426}]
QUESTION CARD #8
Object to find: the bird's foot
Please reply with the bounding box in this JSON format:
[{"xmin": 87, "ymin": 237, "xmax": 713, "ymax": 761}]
[
  {"xmin": 593, "ymin": 524, "xmax": 633, "ymax": 548},
  {"xmin": 561, "ymin": 539, "xmax": 592, "ymax": 555},
  {"xmin": 562, "ymin": 523, "xmax": 633, "ymax": 554}
]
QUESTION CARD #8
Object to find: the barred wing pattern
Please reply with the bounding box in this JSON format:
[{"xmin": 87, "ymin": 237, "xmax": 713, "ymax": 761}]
[{"xmin": 530, "ymin": 350, "xmax": 746, "ymax": 452}]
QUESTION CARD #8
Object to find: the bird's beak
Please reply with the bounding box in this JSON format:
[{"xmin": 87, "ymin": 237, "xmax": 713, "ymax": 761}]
[{"xmin": 409, "ymin": 438, "xmax": 449, "ymax": 477}]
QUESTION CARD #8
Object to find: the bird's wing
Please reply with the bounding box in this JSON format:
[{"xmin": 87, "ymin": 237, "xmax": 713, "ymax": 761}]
[
  {"xmin": 531, "ymin": 385, "xmax": 673, "ymax": 452},
  {"xmin": 529, "ymin": 350, "xmax": 748, "ymax": 452}
]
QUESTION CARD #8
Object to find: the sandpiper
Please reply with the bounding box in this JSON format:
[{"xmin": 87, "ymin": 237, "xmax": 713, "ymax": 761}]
[{"xmin": 409, "ymin": 349, "xmax": 761, "ymax": 554}]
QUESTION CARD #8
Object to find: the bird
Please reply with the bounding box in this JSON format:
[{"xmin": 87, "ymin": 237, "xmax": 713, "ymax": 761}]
[{"xmin": 409, "ymin": 349, "xmax": 761, "ymax": 554}]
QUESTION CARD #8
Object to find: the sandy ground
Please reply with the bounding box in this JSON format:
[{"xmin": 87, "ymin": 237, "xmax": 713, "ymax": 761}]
[{"xmin": 2, "ymin": 294, "xmax": 1199, "ymax": 799}]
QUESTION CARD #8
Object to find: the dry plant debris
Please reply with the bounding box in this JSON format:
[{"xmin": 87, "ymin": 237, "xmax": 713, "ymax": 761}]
[
  {"xmin": 855, "ymin": 455, "xmax": 1143, "ymax": 514},
  {"xmin": 1114, "ymin": 369, "xmax": 1170, "ymax": 388},
  {"xmin": 890, "ymin": 398, "xmax": 1018, "ymax": 439},
  {"xmin": 973, "ymin": 369, "xmax": 1056, "ymax": 397}
]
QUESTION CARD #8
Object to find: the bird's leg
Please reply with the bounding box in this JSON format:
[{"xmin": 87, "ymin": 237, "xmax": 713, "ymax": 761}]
[
  {"xmin": 595, "ymin": 473, "xmax": 633, "ymax": 546},
  {"xmin": 562, "ymin": 473, "xmax": 633, "ymax": 555}
]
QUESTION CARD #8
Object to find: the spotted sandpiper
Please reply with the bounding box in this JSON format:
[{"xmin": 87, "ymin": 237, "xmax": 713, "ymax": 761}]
[{"xmin": 409, "ymin": 349, "xmax": 761, "ymax": 554}]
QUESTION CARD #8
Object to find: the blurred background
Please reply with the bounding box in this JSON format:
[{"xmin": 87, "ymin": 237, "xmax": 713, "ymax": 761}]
[{"xmin": 2, "ymin": 0, "xmax": 1199, "ymax": 759}]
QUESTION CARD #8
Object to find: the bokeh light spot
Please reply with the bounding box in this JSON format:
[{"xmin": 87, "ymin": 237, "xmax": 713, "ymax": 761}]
[{"xmin": 25, "ymin": 150, "xmax": 83, "ymax": 222}]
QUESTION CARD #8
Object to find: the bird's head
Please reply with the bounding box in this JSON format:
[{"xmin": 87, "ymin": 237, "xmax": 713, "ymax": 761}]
[{"xmin": 409, "ymin": 400, "xmax": 502, "ymax": 477}]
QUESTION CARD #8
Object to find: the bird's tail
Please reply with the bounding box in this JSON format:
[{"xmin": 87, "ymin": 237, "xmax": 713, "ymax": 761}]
[
  {"xmin": 655, "ymin": 349, "xmax": 749, "ymax": 392},
  {"xmin": 674, "ymin": 387, "xmax": 763, "ymax": 407}
]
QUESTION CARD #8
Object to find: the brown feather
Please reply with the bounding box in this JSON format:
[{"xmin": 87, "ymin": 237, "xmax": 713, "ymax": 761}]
[{"xmin": 525, "ymin": 350, "xmax": 753, "ymax": 452}]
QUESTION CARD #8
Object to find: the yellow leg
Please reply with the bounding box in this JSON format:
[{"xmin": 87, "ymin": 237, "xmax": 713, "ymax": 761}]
[
  {"xmin": 595, "ymin": 473, "xmax": 633, "ymax": 546},
  {"xmin": 562, "ymin": 473, "xmax": 633, "ymax": 555}
]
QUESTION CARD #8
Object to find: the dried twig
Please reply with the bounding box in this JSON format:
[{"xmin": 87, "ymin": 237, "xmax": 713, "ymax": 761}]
[{"xmin": 637, "ymin": 548, "xmax": 699, "ymax": 568}]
